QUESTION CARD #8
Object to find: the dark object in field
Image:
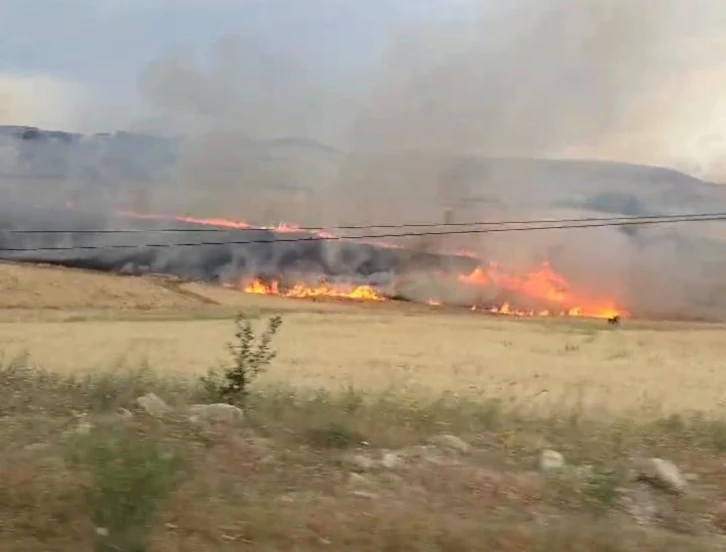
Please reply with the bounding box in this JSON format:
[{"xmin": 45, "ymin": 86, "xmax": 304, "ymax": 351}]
[{"xmin": 607, "ymin": 315, "xmax": 621, "ymax": 326}]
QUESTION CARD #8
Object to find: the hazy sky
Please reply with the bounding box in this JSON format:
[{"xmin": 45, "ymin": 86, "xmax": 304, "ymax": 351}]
[
  {"xmin": 0, "ymin": 0, "xmax": 482, "ymax": 135},
  {"xmin": 0, "ymin": 0, "xmax": 724, "ymax": 180},
  {"xmin": 0, "ymin": 0, "xmax": 475, "ymax": 97}
]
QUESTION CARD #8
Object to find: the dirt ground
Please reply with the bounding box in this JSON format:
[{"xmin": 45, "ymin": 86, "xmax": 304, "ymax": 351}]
[{"xmin": 1, "ymin": 262, "xmax": 725, "ymax": 415}]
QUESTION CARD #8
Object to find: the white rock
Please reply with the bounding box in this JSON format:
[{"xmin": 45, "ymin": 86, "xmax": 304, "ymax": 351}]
[
  {"xmin": 136, "ymin": 393, "xmax": 171, "ymax": 418},
  {"xmin": 75, "ymin": 421, "xmax": 94, "ymax": 435},
  {"xmin": 343, "ymin": 453, "xmax": 377, "ymax": 472},
  {"xmin": 404, "ymin": 445, "xmax": 460, "ymax": 466},
  {"xmin": 63, "ymin": 421, "xmax": 94, "ymax": 438},
  {"xmin": 634, "ymin": 457, "xmax": 687, "ymax": 495},
  {"xmin": 188, "ymin": 403, "xmax": 244, "ymax": 424},
  {"xmin": 539, "ymin": 450, "xmax": 566, "ymax": 473},
  {"xmin": 381, "ymin": 451, "xmax": 404, "ymax": 469},
  {"xmin": 428, "ymin": 434, "xmax": 471, "ymax": 454},
  {"xmin": 348, "ymin": 473, "xmax": 374, "ymax": 487},
  {"xmin": 350, "ymin": 490, "xmax": 379, "ymax": 500}
]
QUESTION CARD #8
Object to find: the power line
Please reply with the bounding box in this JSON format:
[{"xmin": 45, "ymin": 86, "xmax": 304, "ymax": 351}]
[
  {"xmin": 1, "ymin": 214, "xmax": 725, "ymax": 253},
  {"xmin": 3, "ymin": 211, "xmax": 726, "ymax": 234}
]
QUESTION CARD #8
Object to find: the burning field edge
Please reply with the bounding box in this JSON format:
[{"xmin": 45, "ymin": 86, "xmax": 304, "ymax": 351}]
[
  {"xmin": 0, "ymin": 203, "xmax": 636, "ymax": 322},
  {"xmin": 117, "ymin": 208, "xmax": 630, "ymax": 320}
]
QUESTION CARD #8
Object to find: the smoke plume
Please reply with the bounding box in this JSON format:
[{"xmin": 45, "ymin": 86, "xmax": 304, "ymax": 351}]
[
  {"xmin": 131, "ymin": 35, "xmax": 353, "ymax": 224},
  {"xmin": 1, "ymin": 1, "xmax": 726, "ymax": 320},
  {"xmin": 330, "ymin": 0, "xmax": 726, "ymax": 317}
]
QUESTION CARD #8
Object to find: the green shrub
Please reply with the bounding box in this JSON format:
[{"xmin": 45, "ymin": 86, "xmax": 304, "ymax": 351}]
[
  {"xmin": 200, "ymin": 313, "xmax": 282, "ymax": 406},
  {"xmin": 66, "ymin": 424, "xmax": 184, "ymax": 552}
]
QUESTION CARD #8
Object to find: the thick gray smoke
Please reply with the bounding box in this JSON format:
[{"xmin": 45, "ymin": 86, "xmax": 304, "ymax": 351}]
[
  {"xmin": 331, "ymin": 0, "xmax": 726, "ymax": 318},
  {"xmin": 130, "ymin": 35, "xmax": 355, "ymax": 226},
  {"xmin": 1, "ymin": 1, "xmax": 726, "ymax": 319},
  {"xmin": 348, "ymin": 1, "xmax": 665, "ymax": 157}
]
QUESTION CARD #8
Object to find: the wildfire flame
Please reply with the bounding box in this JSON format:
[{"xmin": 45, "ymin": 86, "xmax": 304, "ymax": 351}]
[
  {"xmin": 61, "ymin": 202, "xmax": 628, "ymax": 319},
  {"xmin": 242, "ymin": 278, "xmax": 386, "ymax": 302},
  {"xmin": 458, "ymin": 262, "xmax": 627, "ymax": 319},
  {"xmin": 113, "ymin": 209, "xmax": 338, "ymax": 238}
]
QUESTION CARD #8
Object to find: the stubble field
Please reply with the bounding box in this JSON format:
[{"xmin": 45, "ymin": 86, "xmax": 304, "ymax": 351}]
[{"xmin": 3, "ymin": 261, "xmax": 726, "ymax": 551}]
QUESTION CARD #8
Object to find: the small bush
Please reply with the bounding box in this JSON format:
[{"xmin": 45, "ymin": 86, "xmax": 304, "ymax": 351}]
[
  {"xmin": 200, "ymin": 313, "xmax": 282, "ymax": 406},
  {"xmin": 583, "ymin": 468, "xmax": 622, "ymax": 512}
]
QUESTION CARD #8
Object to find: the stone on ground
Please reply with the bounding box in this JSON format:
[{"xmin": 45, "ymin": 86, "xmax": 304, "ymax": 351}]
[
  {"xmin": 539, "ymin": 449, "xmax": 566, "ymax": 473},
  {"xmin": 633, "ymin": 457, "xmax": 688, "ymax": 495},
  {"xmin": 428, "ymin": 434, "xmax": 471, "ymax": 454},
  {"xmin": 188, "ymin": 403, "xmax": 245, "ymax": 424},
  {"xmin": 136, "ymin": 393, "xmax": 172, "ymax": 418}
]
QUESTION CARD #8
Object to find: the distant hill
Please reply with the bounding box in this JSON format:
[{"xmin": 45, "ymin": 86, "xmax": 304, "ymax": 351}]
[
  {"xmin": 1, "ymin": 124, "xmax": 724, "ymax": 220},
  {"xmin": 338, "ymin": 152, "xmax": 726, "ymax": 222},
  {"xmin": 0, "ymin": 125, "xmax": 340, "ymax": 185}
]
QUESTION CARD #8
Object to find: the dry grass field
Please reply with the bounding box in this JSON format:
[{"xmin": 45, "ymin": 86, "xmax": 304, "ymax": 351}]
[
  {"xmin": 4, "ymin": 262, "xmax": 726, "ymax": 550},
  {"xmin": 1, "ymin": 262, "xmax": 725, "ymax": 414}
]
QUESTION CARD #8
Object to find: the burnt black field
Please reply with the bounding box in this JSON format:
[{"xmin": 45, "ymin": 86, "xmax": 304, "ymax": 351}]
[{"xmin": 0, "ymin": 205, "xmax": 479, "ymax": 289}]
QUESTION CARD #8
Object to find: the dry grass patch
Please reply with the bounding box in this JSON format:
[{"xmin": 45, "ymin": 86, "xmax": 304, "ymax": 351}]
[
  {"xmin": 3, "ymin": 304, "xmax": 726, "ymax": 413},
  {"xmin": 4, "ymin": 304, "xmax": 726, "ymax": 550},
  {"xmin": 0, "ymin": 263, "xmax": 210, "ymax": 311},
  {"xmin": 3, "ymin": 349, "xmax": 726, "ymax": 550}
]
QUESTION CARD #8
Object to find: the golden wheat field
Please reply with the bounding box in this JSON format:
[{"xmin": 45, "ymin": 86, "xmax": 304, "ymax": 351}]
[{"xmin": 1, "ymin": 261, "xmax": 725, "ymax": 415}]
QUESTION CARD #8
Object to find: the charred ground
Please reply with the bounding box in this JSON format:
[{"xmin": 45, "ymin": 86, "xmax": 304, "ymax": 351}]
[{"xmin": 0, "ymin": 204, "xmax": 479, "ymax": 296}]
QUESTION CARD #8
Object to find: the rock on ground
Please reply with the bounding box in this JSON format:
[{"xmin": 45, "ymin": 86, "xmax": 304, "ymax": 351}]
[
  {"xmin": 633, "ymin": 457, "xmax": 688, "ymax": 495},
  {"xmin": 136, "ymin": 393, "xmax": 171, "ymax": 418},
  {"xmin": 116, "ymin": 407, "xmax": 134, "ymax": 420},
  {"xmin": 539, "ymin": 450, "xmax": 565, "ymax": 473},
  {"xmin": 403, "ymin": 445, "xmax": 462, "ymax": 466},
  {"xmin": 428, "ymin": 434, "xmax": 471, "ymax": 454},
  {"xmin": 188, "ymin": 403, "xmax": 245, "ymax": 424},
  {"xmin": 348, "ymin": 472, "xmax": 375, "ymax": 488},
  {"xmin": 343, "ymin": 453, "xmax": 377, "ymax": 473},
  {"xmin": 380, "ymin": 451, "xmax": 405, "ymax": 469},
  {"xmin": 63, "ymin": 421, "xmax": 93, "ymax": 437}
]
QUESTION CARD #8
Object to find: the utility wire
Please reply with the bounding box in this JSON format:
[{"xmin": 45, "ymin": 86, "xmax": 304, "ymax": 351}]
[
  {"xmin": 2, "ymin": 211, "xmax": 726, "ymax": 234},
  {"xmin": 1, "ymin": 214, "xmax": 725, "ymax": 253}
]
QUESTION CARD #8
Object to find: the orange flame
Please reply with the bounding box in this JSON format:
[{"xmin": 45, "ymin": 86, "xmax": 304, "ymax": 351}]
[
  {"xmin": 62, "ymin": 202, "xmax": 630, "ymax": 318},
  {"xmin": 113, "ymin": 209, "xmax": 340, "ymax": 237},
  {"xmin": 242, "ymin": 278, "xmax": 386, "ymax": 302},
  {"xmin": 459, "ymin": 262, "xmax": 627, "ymax": 319}
]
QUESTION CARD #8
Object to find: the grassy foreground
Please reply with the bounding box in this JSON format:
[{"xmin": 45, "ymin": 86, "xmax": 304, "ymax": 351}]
[{"xmin": 3, "ymin": 318, "xmax": 726, "ymax": 551}]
